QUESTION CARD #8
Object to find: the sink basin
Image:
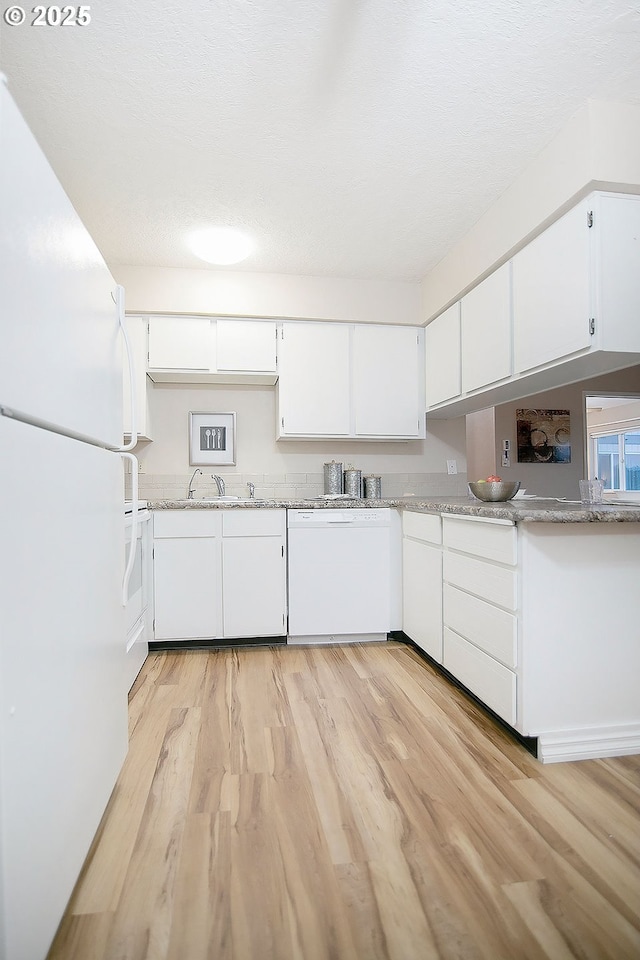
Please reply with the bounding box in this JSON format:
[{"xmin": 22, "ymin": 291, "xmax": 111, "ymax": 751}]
[{"xmin": 194, "ymin": 497, "xmax": 270, "ymax": 504}]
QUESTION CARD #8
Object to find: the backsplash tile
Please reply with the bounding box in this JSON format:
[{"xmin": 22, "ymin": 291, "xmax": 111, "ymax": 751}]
[{"xmin": 126, "ymin": 471, "xmax": 468, "ymax": 500}]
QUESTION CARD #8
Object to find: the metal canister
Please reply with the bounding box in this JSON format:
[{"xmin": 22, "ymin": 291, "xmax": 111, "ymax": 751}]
[
  {"xmin": 364, "ymin": 476, "xmax": 382, "ymax": 499},
  {"xmin": 323, "ymin": 461, "xmax": 343, "ymax": 495},
  {"xmin": 344, "ymin": 468, "xmax": 362, "ymax": 498}
]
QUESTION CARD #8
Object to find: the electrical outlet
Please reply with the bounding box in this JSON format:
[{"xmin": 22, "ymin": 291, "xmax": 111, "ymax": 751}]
[
  {"xmin": 138, "ymin": 460, "xmax": 144, "ymax": 472},
  {"xmin": 501, "ymin": 452, "xmax": 511, "ymax": 467},
  {"xmin": 447, "ymin": 459, "xmax": 457, "ymax": 475}
]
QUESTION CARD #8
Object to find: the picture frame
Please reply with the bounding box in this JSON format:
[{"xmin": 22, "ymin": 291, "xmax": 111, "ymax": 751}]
[
  {"xmin": 516, "ymin": 408, "xmax": 571, "ymax": 464},
  {"xmin": 189, "ymin": 412, "xmax": 236, "ymax": 466}
]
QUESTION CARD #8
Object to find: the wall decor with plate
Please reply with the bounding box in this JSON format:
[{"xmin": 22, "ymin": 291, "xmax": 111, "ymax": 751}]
[
  {"xmin": 189, "ymin": 412, "xmax": 236, "ymax": 465},
  {"xmin": 516, "ymin": 408, "xmax": 571, "ymax": 463}
]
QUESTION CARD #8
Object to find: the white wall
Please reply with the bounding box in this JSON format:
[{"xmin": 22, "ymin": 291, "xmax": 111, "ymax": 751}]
[
  {"xmin": 115, "ymin": 265, "xmax": 422, "ymax": 326},
  {"xmin": 136, "ymin": 381, "xmax": 467, "ymax": 499},
  {"xmin": 465, "ymin": 407, "xmax": 497, "ymax": 481},
  {"xmin": 586, "ymin": 398, "xmax": 640, "ymax": 434},
  {"xmin": 421, "ymin": 99, "xmax": 640, "ymax": 323},
  {"xmin": 491, "ymin": 366, "xmax": 640, "ymax": 499}
]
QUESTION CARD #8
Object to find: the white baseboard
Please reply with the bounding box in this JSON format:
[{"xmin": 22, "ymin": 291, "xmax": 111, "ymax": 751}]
[{"xmin": 537, "ymin": 723, "xmax": 640, "ymax": 763}]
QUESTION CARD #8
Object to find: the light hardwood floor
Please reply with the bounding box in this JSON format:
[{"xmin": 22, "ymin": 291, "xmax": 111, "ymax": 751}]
[{"xmin": 48, "ymin": 643, "xmax": 640, "ymax": 960}]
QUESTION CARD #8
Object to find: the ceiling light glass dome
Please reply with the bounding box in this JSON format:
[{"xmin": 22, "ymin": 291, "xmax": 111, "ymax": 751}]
[{"xmin": 187, "ymin": 226, "xmax": 254, "ymax": 265}]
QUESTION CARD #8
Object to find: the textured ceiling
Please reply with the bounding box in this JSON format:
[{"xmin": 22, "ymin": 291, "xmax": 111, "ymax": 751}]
[{"xmin": 2, "ymin": 0, "xmax": 640, "ymax": 280}]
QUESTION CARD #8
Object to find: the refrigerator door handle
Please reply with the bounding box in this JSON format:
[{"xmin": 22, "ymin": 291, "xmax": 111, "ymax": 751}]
[
  {"xmin": 113, "ymin": 285, "xmax": 138, "ymax": 453},
  {"xmin": 121, "ymin": 452, "xmax": 138, "ymax": 605}
]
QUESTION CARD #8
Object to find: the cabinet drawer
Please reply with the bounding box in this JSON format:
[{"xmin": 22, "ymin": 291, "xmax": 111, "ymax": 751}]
[
  {"xmin": 443, "ymin": 584, "xmax": 517, "ymax": 668},
  {"xmin": 443, "ymin": 552, "xmax": 517, "ymax": 611},
  {"xmin": 222, "ymin": 509, "xmax": 286, "ymax": 537},
  {"xmin": 153, "ymin": 510, "xmax": 222, "ymax": 538},
  {"xmin": 443, "ymin": 627, "xmax": 517, "ymax": 727},
  {"xmin": 402, "ymin": 510, "xmax": 442, "ymax": 545},
  {"xmin": 443, "ymin": 516, "xmax": 517, "ymax": 565}
]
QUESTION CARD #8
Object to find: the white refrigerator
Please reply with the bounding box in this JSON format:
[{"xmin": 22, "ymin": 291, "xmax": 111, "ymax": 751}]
[{"xmin": 0, "ymin": 84, "xmax": 129, "ymax": 959}]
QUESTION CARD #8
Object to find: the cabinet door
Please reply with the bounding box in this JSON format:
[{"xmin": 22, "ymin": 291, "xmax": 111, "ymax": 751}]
[
  {"xmin": 216, "ymin": 319, "xmax": 277, "ymax": 373},
  {"xmin": 222, "ymin": 538, "xmax": 286, "ymax": 637},
  {"xmin": 153, "ymin": 538, "xmax": 221, "ymax": 639},
  {"xmin": 461, "ymin": 263, "xmax": 511, "ymax": 392},
  {"xmin": 402, "ymin": 537, "xmax": 442, "ymax": 661},
  {"xmin": 597, "ymin": 194, "xmax": 640, "ymax": 352},
  {"xmin": 425, "ymin": 303, "xmax": 461, "ymax": 407},
  {"xmin": 353, "ymin": 325, "xmax": 423, "ymax": 437},
  {"xmin": 123, "ymin": 316, "xmax": 151, "ymax": 440},
  {"xmin": 147, "ymin": 316, "xmax": 213, "ymax": 370},
  {"xmin": 513, "ymin": 201, "xmax": 591, "ymax": 374},
  {"xmin": 278, "ymin": 322, "xmax": 350, "ymax": 436}
]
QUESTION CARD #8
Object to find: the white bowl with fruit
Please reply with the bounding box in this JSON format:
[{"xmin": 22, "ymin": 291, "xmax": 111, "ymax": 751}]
[{"xmin": 468, "ymin": 476, "xmax": 521, "ymax": 502}]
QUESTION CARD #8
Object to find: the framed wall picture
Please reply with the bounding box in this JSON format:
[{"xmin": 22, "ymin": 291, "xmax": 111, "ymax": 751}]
[
  {"xmin": 189, "ymin": 412, "xmax": 236, "ymax": 466},
  {"xmin": 516, "ymin": 408, "xmax": 571, "ymax": 463}
]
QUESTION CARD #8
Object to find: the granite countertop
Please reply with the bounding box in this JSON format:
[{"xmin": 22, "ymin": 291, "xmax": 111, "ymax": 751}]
[{"xmin": 146, "ymin": 496, "xmax": 640, "ymax": 523}]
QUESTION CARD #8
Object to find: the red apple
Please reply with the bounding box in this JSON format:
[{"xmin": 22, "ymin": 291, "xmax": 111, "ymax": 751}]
[{"xmin": 486, "ymin": 475, "xmax": 502, "ymax": 482}]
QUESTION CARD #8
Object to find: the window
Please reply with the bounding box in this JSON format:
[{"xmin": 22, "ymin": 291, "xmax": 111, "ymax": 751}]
[
  {"xmin": 585, "ymin": 393, "xmax": 640, "ymax": 493},
  {"xmin": 593, "ymin": 431, "xmax": 640, "ymax": 491}
]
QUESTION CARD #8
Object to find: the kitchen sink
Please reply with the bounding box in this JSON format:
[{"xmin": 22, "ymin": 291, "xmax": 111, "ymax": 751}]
[{"xmin": 193, "ymin": 497, "xmax": 271, "ymax": 504}]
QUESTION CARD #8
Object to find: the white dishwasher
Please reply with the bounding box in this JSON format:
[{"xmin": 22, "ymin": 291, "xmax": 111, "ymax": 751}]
[{"xmin": 287, "ymin": 508, "xmax": 392, "ymax": 644}]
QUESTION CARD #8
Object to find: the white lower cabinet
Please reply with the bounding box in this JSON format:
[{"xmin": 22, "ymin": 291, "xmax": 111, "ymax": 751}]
[
  {"xmin": 443, "ymin": 627, "xmax": 517, "ymax": 727},
  {"xmin": 441, "ymin": 515, "xmax": 519, "ymax": 728},
  {"xmin": 154, "ymin": 535, "xmax": 222, "ymax": 641},
  {"xmin": 401, "ymin": 512, "xmax": 443, "ymax": 661},
  {"xmin": 153, "ymin": 509, "xmax": 286, "ymax": 641},
  {"xmin": 221, "ymin": 510, "xmax": 287, "ymax": 638},
  {"xmin": 440, "ymin": 513, "xmax": 640, "ymax": 762},
  {"xmin": 153, "ymin": 511, "xmax": 223, "ymax": 641}
]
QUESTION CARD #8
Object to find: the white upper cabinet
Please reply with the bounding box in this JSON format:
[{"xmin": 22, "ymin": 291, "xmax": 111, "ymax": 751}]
[
  {"xmin": 425, "ymin": 303, "xmax": 461, "ymax": 408},
  {"xmin": 461, "ymin": 262, "xmax": 512, "ymax": 392},
  {"xmin": 148, "ymin": 316, "xmax": 213, "ymax": 371},
  {"xmin": 147, "ymin": 316, "xmax": 277, "ymax": 383},
  {"xmin": 123, "ymin": 316, "xmax": 152, "ymax": 441},
  {"xmin": 353, "ymin": 325, "xmax": 424, "ymax": 437},
  {"xmin": 277, "ymin": 322, "xmax": 351, "ymax": 436},
  {"xmin": 596, "ymin": 193, "xmax": 640, "ymax": 353},
  {"xmin": 216, "ymin": 319, "xmax": 277, "ymax": 373},
  {"xmin": 426, "ymin": 192, "xmax": 640, "ymax": 418},
  {"xmin": 513, "ymin": 200, "xmax": 591, "ymax": 374},
  {"xmin": 277, "ymin": 321, "xmax": 425, "ymax": 439}
]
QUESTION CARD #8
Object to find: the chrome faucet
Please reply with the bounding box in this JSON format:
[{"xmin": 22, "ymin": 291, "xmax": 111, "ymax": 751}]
[
  {"xmin": 247, "ymin": 481, "xmax": 255, "ymax": 499},
  {"xmin": 187, "ymin": 468, "xmax": 202, "ymax": 499},
  {"xmin": 212, "ymin": 474, "xmax": 225, "ymax": 496}
]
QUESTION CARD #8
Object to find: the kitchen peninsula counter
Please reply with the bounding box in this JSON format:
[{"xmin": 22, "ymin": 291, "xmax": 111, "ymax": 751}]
[{"xmin": 146, "ymin": 496, "xmax": 640, "ymax": 522}]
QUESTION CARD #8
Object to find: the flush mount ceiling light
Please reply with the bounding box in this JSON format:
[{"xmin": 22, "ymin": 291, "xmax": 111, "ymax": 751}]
[{"xmin": 187, "ymin": 226, "xmax": 255, "ymax": 265}]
